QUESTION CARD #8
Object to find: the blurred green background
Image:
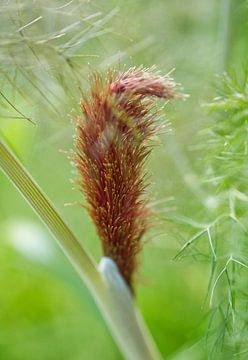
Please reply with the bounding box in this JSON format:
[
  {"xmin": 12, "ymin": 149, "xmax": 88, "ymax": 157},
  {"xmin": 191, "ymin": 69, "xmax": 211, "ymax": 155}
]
[{"xmin": 0, "ymin": 1, "xmax": 247, "ymax": 359}]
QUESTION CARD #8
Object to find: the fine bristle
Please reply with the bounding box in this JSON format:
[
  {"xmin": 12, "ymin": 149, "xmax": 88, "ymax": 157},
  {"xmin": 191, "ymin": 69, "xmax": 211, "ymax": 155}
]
[{"xmin": 75, "ymin": 67, "xmax": 176, "ymax": 290}]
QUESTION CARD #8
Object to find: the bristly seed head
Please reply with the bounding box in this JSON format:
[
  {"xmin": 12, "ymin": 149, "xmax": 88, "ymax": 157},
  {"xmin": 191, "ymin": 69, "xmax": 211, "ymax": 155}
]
[{"xmin": 74, "ymin": 66, "xmax": 177, "ymax": 292}]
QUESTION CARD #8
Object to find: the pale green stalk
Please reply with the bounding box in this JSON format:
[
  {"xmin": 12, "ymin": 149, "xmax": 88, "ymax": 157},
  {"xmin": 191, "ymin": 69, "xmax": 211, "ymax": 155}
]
[
  {"xmin": 0, "ymin": 140, "xmax": 162, "ymax": 360},
  {"xmin": 218, "ymin": 0, "xmax": 232, "ymax": 71}
]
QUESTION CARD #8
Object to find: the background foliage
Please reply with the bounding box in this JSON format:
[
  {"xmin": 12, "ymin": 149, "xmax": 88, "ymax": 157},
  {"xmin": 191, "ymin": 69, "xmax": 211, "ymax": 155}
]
[{"xmin": 1, "ymin": 0, "xmax": 248, "ymax": 359}]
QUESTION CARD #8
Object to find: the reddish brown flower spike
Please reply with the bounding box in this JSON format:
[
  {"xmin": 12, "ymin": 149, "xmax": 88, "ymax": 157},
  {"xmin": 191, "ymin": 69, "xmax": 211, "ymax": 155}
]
[{"xmin": 75, "ymin": 67, "xmax": 176, "ymax": 291}]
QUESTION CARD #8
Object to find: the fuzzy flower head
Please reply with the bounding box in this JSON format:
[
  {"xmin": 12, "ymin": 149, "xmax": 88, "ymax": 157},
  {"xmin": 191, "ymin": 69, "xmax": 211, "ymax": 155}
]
[{"xmin": 75, "ymin": 66, "xmax": 177, "ymax": 291}]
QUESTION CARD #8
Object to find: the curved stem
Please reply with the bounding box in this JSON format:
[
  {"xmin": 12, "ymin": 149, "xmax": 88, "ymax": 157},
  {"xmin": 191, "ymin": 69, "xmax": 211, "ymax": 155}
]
[{"xmin": 0, "ymin": 140, "xmax": 162, "ymax": 360}]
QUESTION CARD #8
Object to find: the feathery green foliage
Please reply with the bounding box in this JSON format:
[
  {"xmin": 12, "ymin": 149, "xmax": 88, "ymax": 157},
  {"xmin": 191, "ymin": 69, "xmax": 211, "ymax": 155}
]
[
  {"xmin": 176, "ymin": 72, "xmax": 248, "ymax": 359},
  {"xmin": 203, "ymin": 72, "xmax": 248, "ymax": 358},
  {"xmin": 0, "ymin": 0, "xmax": 113, "ymax": 124}
]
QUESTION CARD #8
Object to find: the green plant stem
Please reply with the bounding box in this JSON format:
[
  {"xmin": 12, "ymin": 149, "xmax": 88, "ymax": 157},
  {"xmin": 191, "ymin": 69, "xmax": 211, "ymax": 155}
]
[
  {"xmin": 0, "ymin": 140, "xmax": 162, "ymax": 360},
  {"xmin": 218, "ymin": 0, "xmax": 232, "ymax": 71},
  {"xmin": 0, "ymin": 140, "xmax": 101, "ymax": 291},
  {"xmin": 218, "ymin": 0, "xmax": 247, "ymax": 71},
  {"xmin": 99, "ymin": 257, "xmax": 163, "ymax": 360}
]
